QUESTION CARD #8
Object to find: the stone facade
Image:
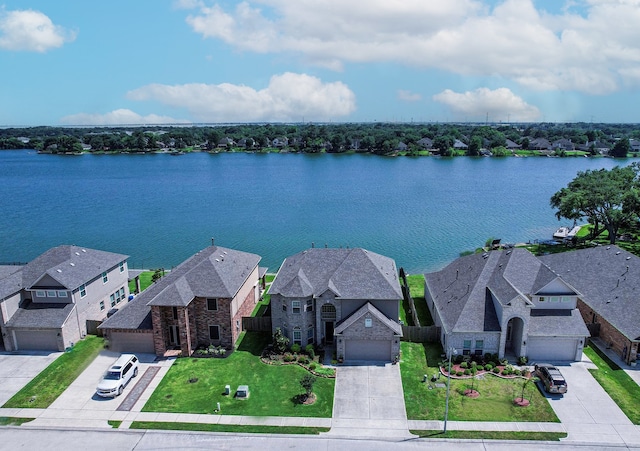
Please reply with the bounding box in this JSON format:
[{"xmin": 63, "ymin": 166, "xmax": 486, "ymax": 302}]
[{"xmin": 578, "ymin": 299, "xmax": 639, "ymax": 364}]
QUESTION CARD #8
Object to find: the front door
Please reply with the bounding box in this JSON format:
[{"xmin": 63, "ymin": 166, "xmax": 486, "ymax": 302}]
[
  {"xmin": 324, "ymin": 321, "xmax": 334, "ymax": 344},
  {"xmin": 168, "ymin": 325, "xmax": 180, "ymax": 346}
]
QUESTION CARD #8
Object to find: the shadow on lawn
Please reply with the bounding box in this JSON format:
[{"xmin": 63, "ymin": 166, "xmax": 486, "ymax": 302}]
[{"xmin": 237, "ymin": 331, "xmax": 271, "ymax": 356}]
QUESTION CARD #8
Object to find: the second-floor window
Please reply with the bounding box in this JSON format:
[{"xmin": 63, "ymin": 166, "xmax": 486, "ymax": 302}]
[
  {"xmin": 102, "ymin": 272, "xmax": 108, "ymax": 283},
  {"xmin": 79, "ymin": 284, "xmax": 86, "ymax": 298},
  {"xmin": 292, "ymin": 301, "xmax": 301, "ymax": 313},
  {"xmin": 207, "ymin": 298, "xmax": 218, "ymax": 311}
]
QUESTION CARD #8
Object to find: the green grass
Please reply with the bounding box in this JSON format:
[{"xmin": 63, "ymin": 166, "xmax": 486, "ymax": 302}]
[
  {"xmin": 400, "ymin": 342, "xmax": 559, "ymax": 422},
  {"xmin": 142, "ymin": 332, "xmax": 334, "ymax": 417},
  {"xmin": 409, "ymin": 430, "xmax": 567, "ymax": 441},
  {"xmin": 108, "ymin": 420, "xmax": 122, "ymax": 428},
  {"xmin": 128, "ymin": 270, "xmax": 154, "ymax": 293},
  {"xmin": 0, "ymin": 417, "xmax": 34, "ymax": 426},
  {"xmin": 2, "ymin": 335, "xmax": 104, "ymax": 408},
  {"xmin": 407, "ymin": 274, "xmax": 433, "ymax": 326},
  {"xmin": 130, "ymin": 421, "xmax": 329, "ymax": 434},
  {"xmin": 584, "ymin": 345, "xmax": 640, "ymax": 424}
]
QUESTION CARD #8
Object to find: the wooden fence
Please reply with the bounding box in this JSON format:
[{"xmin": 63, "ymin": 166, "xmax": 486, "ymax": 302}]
[
  {"xmin": 242, "ymin": 316, "xmax": 272, "ymax": 332},
  {"xmin": 401, "ymin": 325, "xmax": 439, "ymax": 343},
  {"xmin": 86, "ymin": 319, "xmax": 103, "ymax": 336}
]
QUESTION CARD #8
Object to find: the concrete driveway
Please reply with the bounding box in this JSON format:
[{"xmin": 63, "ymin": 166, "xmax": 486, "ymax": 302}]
[
  {"xmin": 327, "ymin": 362, "xmax": 412, "ymax": 438},
  {"xmin": 45, "ymin": 351, "xmax": 159, "ymax": 412},
  {"xmin": 0, "ymin": 351, "xmax": 62, "ymax": 406},
  {"xmin": 541, "ymin": 360, "xmax": 640, "ymax": 446}
]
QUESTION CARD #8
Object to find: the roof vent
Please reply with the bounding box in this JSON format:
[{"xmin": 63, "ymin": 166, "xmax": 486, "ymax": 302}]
[
  {"xmin": 606, "ymin": 246, "xmax": 611, "ymax": 250},
  {"xmin": 627, "ymin": 256, "xmax": 631, "ymax": 260},
  {"xmin": 606, "ymin": 299, "xmax": 612, "ymax": 303},
  {"xmin": 215, "ymin": 259, "xmax": 220, "ymax": 262},
  {"xmin": 75, "ymin": 252, "xmax": 80, "ymax": 256},
  {"xmin": 616, "ymin": 251, "xmax": 621, "ymax": 255},
  {"xmin": 82, "ymin": 249, "xmax": 86, "ymax": 252},
  {"xmin": 56, "ymin": 269, "xmax": 62, "ymax": 273},
  {"xmin": 70, "ymin": 262, "xmax": 75, "ymax": 266}
]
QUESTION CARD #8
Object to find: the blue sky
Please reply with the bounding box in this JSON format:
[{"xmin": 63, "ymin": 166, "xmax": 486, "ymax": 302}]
[{"xmin": 1, "ymin": 0, "xmax": 639, "ymax": 126}]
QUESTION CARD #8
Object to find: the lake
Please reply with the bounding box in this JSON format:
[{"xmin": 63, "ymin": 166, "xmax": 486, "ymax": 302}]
[{"xmin": 0, "ymin": 150, "xmax": 627, "ymax": 274}]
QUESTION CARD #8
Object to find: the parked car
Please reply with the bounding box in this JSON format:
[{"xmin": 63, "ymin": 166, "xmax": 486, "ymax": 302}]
[
  {"xmin": 534, "ymin": 363, "xmax": 567, "ymax": 394},
  {"xmin": 96, "ymin": 354, "xmax": 139, "ymax": 397}
]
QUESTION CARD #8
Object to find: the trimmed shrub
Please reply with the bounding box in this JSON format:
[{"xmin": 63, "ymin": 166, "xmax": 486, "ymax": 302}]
[
  {"xmin": 456, "ymin": 371, "xmax": 464, "ymax": 376},
  {"xmin": 460, "ymin": 361, "xmax": 468, "ymax": 369},
  {"xmin": 283, "ymin": 353, "xmax": 295, "ymax": 362},
  {"xmin": 309, "ymin": 363, "xmax": 317, "ymax": 371},
  {"xmin": 305, "ymin": 344, "xmax": 315, "ymax": 359},
  {"xmin": 463, "ymin": 369, "xmax": 471, "ymax": 375},
  {"xmin": 484, "ymin": 363, "xmax": 493, "ymax": 371},
  {"xmin": 291, "ymin": 344, "xmax": 301, "ymax": 353},
  {"xmin": 492, "ymin": 367, "xmax": 500, "ymax": 374}
]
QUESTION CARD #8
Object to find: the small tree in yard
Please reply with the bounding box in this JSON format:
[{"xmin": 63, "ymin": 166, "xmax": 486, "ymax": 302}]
[
  {"xmin": 515, "ymin": 376, "xmax": 539, "ymax": 406},
  {"xmin": 300, "ymin": 374, "xmax": 317, "ymax": 402},
  {"xmin": 273, "ymin": 327, "xmax": 289, "ymax": 354}
]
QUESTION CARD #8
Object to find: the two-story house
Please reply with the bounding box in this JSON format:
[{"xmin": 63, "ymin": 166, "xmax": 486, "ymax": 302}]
[
  {"xmin": 269, "ymin": 248, "xmax": 403, "ymax": 362},
  {"xmin": 0, "ymin": 245, "xmax": 129, "ymax": 351},
  {"xmin": 100, "ymin": 245, "xmax": 261, "ymax": 356},
  {"xmin": 424, "ymin": 248, "xmax": 589, "ymax": 361}
]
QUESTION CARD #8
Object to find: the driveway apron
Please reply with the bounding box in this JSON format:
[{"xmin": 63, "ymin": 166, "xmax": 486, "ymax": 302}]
[{"xmin": 326, "ymin": 362, "xmax": 412, "ymax": 439}]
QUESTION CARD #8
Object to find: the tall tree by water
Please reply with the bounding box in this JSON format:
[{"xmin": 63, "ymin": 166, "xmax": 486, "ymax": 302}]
[{"xmin": 550, "ymin": 165, "xmax": 640, "ymax": 244}]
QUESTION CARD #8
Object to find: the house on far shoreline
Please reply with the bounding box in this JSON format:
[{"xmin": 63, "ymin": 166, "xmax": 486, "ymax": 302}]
[
  {"xmin": 269, "ymin": 247, "xmax": 403, "ymax": 362},
  {"xmin": 100, "ymin": 245, "xmax": 261, "ymax": 356},
  {"xmin": 0, "ymin": 245, "xmax": 129, "ymax": 352},
  {"xmin": 424, "ymin": 248, "xmax": 589, "ymax": 361}
]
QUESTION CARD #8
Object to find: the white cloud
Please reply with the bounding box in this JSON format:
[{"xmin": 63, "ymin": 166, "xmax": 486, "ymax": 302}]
[
  {"xmin": 60, "ymin": 109, "xmax": 189, "ymax": 126},
  {"xmin": 126, "ymin": 72, "xmax": 356, "ymax": 122},
  {"xmin": 182, "ymin": 0, "xmax": 640, "ymax": 94},
  {"xmin": 433, "ymin": 87, "xmax": 541, "ymax": 122},
  {"xmin": 0, "ymin": 9, "xmax": 75, "ymax": 52},
  {"xmin": 397, "ymin": 90, "xmax": 422, "ymax": 102}
]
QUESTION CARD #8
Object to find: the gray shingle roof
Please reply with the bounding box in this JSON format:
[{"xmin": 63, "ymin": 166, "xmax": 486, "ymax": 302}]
[
  {"xmin": 269, "ymin": 248, "xmax": 401, "ymax": 300},
  {"xmin": 335, "ymin": 302, "xmax": 402, "ymax": 336},
  {"xmin": 4, "ymin": 300, "xmax": 74, "ymax": 328},
  {"xmin": 0, "ymin": 265, "xmax": 24, "ymax": 300},
  {"xmin": 100, "ymin": 246, "xmax": 260, "ymax": 330},
  {"xmin": 540, "ymin": 245, "xmax": 640, "ymax": 340},
  {"xmin": 21, "ymin": 245, "xmax": 128, "ymax": 291},
  {"xmin": 425, "ymin": 248, "xmax": 566, "ymax": 334},
  {"xmin": 529, "ymin": 309, "xmax": 589, "ymax": 336}
]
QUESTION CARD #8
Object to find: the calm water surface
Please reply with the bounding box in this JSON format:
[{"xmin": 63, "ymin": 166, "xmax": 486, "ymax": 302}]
[{"xmin": 0, "ymin": 150, "xmax": 626, "ymax": 273}]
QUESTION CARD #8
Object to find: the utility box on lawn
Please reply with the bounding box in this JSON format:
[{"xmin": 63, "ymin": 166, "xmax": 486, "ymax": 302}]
[{"xmin": 236, "ymin": 385, "xmax": 249, "ymax": 399}]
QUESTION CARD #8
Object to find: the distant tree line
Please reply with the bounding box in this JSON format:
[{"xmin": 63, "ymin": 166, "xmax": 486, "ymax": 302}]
[{"xmin": 1, "ymin": 122, "xmax": 639, "ymax": 157}]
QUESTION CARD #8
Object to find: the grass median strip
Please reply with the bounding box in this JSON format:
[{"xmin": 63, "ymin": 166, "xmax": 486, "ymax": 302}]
[
  {"xmin": 0, "ymin": 417, "xmax": 34, "ymax": 426},
  {"xmin": 2, "ymin": 335, "xmax": 104, "ymax": 409},
  {"xmin": 584, "ymin": 345, "xmax": 640, "ymax": 424},
  {"xmin": 409, "ymin": 430, "xmax": 567, "ymax": 441},
  {"xmin": 130, "ymin": 421, "xmax": 330, "ymax": 435}
]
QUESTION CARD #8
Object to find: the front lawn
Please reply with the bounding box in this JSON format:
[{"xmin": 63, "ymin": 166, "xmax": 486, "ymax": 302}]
[
  {"xmin": 3, "ymin": 335, "xmax": 104, "ymax": 408},
  {"xmin": 400, "ymin": 342, "xmax": 558, "ymax": 422},
  {"xmin": 584, "ymin": 345, "xmax": 640, "ymax": 424},
  {"xmin": 143, "ymin": 332, "xmax": 334, "ymax": 417}
]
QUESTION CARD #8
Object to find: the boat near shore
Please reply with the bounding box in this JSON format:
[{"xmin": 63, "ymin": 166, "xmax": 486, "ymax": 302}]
[{"xmin": 553, "ymin": 225, "xmax": 581, "ymax": 241}]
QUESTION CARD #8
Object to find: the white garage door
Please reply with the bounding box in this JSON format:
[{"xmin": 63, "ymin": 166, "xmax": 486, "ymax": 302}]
[
  {"xmin": 108, "ymin": 331, "xmax": 155, "ymax": 354},
  {"xmin": 527, "ymin": 337, "xmax": 578, "ymax": 361},
  {"xmin": 14, "ymin": 330, "xmax": 59, "ymax": 351},
  {"xmin": 345, "ymin": 339, "xmax": 391, "ymax": 361}
]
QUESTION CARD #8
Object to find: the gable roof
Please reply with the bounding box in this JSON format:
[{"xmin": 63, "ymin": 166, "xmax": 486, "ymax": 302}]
[
  {"xmin": 100, "ymin": 246, "xmax": 260, "ymax": 330},
  {"xmin": 540, "ymin": 245, "xmax": 640, "ymax": 340},
  {"xmin": 21, "ymin": 245, "xmax": 128, "ymax": 291},
  {"xmin": 269, "ymin": 248, "xmax": 401, "ymax": 300},
  {"xmin": 425, "ymin": 248, "xmax": 563, "ymax": 333},
  {"xmin": 334, "ymin": 302, "xmax": 402, "ymax": 336}
]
